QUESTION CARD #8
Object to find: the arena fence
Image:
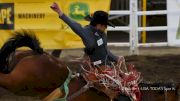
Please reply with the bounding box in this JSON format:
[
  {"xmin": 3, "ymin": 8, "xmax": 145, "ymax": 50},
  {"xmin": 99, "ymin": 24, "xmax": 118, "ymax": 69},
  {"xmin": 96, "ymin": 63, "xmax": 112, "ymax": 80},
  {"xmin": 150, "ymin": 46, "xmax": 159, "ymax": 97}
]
[{"xmin": 107, "ymin": 0, "xmax": 168, "ymax": 55}]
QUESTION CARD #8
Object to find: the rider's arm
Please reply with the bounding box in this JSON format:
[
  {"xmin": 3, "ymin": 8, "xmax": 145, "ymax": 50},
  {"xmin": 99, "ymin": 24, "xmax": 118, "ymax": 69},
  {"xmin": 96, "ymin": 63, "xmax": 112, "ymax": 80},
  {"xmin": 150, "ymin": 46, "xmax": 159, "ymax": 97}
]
[
  {"xmin": 60, "ymin": 14, "xmax": 84, "ymax": 37},
  {"xmin": 50, "ymin": 3, "xmax": 93, "ymax": 48},
  {"xmin": 60, "ymin": 14, "xmax": 94, "ymax": 48}
]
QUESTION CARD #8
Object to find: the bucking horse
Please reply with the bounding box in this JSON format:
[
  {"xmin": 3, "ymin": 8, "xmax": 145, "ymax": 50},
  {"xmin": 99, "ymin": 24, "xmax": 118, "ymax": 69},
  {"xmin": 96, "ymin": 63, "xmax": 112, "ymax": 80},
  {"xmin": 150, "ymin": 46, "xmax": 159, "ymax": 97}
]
[
  {"xmin": 0, "ymin": 30, "xmax": 142, "ymax": 101},
  {"xmin": 0, "ymin": 30, "xmax": 69, "ymax": 98}
]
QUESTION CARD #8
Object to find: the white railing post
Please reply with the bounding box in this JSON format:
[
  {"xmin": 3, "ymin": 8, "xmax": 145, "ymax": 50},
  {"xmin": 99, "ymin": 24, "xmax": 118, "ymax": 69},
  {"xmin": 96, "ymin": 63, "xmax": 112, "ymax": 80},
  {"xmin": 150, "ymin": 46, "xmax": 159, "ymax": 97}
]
[{"xmin": 130, "ymin": 0, "xmax": 139, "ymax": 55}]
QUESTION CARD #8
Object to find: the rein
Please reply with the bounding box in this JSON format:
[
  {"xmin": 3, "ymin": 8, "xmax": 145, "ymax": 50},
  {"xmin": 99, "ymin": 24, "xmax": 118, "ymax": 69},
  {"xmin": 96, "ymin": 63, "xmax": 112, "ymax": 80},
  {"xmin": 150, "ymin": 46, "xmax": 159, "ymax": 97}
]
[
  {"xmin": 54, "ymin": 66, "xmax": 91, "ymax": 101},
  {"xmin": 54, "ymin": 67, "xmax": 72, "ymax": 101}
]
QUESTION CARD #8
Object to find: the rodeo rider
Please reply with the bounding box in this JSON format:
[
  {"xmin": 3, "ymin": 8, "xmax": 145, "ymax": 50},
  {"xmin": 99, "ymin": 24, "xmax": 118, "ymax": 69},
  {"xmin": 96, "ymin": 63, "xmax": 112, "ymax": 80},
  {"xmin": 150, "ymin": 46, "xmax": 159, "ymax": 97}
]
[{"xmin": 50, "ymin": 2, "xmax": 127, "ymax": 69}]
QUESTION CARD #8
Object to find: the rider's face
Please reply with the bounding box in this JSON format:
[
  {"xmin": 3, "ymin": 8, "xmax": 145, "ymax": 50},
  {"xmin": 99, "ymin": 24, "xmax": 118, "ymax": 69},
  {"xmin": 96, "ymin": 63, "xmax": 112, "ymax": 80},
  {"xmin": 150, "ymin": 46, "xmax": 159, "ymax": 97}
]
[{"xmin": 96, "ymin": 24, "xmax": 107, "ymax": 32}]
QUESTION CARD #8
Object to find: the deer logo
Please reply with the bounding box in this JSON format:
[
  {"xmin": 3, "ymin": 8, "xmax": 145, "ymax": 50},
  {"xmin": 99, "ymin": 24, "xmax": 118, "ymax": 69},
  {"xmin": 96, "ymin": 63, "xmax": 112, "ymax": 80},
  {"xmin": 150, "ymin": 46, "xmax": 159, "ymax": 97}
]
[
  {"xmin": 72, "ymin": 5, "xmax": 86, "ymax": 17},
  {"xmin": 69, "ymin": 2, "xmax": 89, "ymax": 20}
]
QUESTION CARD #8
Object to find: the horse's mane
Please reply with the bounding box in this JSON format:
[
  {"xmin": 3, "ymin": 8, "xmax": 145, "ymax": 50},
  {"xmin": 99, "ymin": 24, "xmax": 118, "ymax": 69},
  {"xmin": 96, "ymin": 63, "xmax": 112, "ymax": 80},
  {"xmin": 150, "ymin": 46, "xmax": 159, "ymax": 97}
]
[{"xmin": 0, "ymin": 30, "xmax": 44, "ymax": 73}]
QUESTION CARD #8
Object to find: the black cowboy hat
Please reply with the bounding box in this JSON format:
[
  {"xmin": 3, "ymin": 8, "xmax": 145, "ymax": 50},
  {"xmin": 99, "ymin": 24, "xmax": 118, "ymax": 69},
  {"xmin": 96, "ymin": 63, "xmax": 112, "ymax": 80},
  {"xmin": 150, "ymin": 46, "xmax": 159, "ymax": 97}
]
[{"xmin": 84, "ymin": 10, "xmax": 115, "ymax": 28}]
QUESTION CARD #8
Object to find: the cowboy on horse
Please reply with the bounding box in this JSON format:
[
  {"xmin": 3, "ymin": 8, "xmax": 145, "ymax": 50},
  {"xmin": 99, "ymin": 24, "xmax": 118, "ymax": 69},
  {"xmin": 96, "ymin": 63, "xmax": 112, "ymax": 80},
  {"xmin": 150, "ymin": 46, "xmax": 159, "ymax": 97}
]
[{"xmin": 50, "ymin": 2, "xmax": 141, "ymax": 101}]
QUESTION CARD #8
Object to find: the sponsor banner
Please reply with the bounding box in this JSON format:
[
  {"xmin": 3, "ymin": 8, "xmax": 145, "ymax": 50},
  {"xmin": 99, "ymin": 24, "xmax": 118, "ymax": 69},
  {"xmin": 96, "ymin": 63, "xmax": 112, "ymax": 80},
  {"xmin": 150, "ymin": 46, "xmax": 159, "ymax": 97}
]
[{"xmin": 0, "ymin": 0, "xmax": 111, "ymax": 49}]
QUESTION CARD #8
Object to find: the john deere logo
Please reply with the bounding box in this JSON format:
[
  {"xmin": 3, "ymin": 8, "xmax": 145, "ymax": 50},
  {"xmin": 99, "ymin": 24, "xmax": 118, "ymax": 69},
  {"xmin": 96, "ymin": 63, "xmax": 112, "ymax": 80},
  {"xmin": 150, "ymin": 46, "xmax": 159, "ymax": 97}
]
[
  {"xmin": 69, "ymin": 2, "xmax": 89, "ymax": 20},
  {"xmin": 0, "ymin": 3, "xmax": 14, "ymax": 30}
]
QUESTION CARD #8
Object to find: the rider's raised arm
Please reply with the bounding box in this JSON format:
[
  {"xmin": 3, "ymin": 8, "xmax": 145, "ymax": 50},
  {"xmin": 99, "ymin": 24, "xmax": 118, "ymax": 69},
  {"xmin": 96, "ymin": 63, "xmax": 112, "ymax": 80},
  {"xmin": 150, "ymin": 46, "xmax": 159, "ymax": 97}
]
[
  {"xmin": 60, "ymin": 14, "xmax": 95, "ymax": 49},
  {"xmin": 51, "ymin": 2, "xmax": 86, "ymax": 39},
  {"xmin": 50, "ymin": 2, "xmax": 94, "ymax": 48},
  {"xmin": 60, "ymin": 14, "xmax": 85, "ymax": 38}
]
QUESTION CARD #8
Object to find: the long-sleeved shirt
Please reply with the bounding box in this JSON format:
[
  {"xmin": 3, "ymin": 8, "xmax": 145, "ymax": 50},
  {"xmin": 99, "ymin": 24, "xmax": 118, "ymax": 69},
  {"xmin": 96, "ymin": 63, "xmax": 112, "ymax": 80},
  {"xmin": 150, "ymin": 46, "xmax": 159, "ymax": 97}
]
[{"xmin": 60, "ymin": 14, "xmax": 118, "ymax": 63}]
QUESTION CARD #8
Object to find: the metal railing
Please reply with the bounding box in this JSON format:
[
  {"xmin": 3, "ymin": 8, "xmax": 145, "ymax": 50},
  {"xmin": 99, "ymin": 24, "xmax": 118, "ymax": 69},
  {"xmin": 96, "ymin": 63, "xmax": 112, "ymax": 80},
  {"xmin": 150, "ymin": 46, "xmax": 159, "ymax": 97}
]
[{"xmin": 107, "ymin": 0, "xmax": 168, "ymax": 55}]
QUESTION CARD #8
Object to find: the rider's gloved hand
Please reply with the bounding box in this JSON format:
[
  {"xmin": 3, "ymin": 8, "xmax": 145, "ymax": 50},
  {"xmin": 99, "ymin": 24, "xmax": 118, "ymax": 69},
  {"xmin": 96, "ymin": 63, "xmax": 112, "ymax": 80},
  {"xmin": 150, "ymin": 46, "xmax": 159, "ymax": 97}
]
[{"xmin": 50, "ymin": 2, "xmax": 64, "ymax": 17}]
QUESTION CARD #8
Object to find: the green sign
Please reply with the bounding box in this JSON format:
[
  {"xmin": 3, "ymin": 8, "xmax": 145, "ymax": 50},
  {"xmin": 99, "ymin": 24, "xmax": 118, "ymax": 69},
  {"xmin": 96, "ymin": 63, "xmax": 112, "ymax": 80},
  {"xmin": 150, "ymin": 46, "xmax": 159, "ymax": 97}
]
[{"xmin": 69, "ymin": 2, "xmax": 89, "ymax": 20}]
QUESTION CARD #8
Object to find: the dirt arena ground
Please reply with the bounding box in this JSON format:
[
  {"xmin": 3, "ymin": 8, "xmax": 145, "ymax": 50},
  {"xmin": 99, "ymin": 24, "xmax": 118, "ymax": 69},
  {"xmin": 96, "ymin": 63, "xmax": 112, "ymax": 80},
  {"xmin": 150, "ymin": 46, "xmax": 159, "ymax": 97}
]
[{"xmin": 0, "ymin": 46, "xmax": 179, "ymax": 100}]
